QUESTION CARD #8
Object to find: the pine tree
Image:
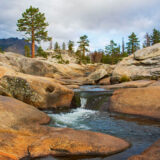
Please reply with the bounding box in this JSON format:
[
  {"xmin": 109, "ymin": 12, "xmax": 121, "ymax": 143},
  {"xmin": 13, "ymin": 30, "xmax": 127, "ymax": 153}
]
[
  {"xmin": 77, "ymin": 35, "xmax": 89, "ymax": 57},
  {"xmin": 68, "ymin": 40, "xmax": 74, "ymax": 53},
  {"xmin": 17, "ymin": 6, "xmax": 51, "ymax": 58},
  {"xmin": 105, "ymin": 40, "xmax": 120, "ymax": 64},
  {"xmin": 151, "ymin": 28, "xmax": 160, "ymax": 45},
  {"xmin": 143, "ymin": 33, "xmax": 151, "ymax": 48},
  {"xmin": 105, "ymin": 40, "xmax": 119, "ymax": 55},
  {"xmin": 126, "ymin": 32, "xmax": 140, "ymax": 55},
  {"xmin": 54, "ymin": 42, "xmax": 60, "ymax": 52},
  {"xmin": 24, "ymin": 45, "xmax": 30, "ymax": 57},
  {"xmin": 62, "ymin": 42, "xmax": 66, "ymax": 50}
]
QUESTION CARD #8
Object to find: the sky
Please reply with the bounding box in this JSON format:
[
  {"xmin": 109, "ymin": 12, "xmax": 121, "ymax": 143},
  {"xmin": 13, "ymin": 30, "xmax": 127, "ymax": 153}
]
[{"xmin": 0, "ymin": 0, "xmax": 160, "ymax": 51}]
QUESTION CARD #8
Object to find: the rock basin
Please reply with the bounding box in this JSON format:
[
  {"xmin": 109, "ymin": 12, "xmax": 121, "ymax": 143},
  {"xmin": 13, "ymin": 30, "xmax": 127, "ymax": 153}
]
[
  {"xmin": 0, "ymin": 95, "xmax": 130, "ymax": 160},
  {"xmin": 39, "ymin": 85, "xmax": 160, "ymax": 160}
]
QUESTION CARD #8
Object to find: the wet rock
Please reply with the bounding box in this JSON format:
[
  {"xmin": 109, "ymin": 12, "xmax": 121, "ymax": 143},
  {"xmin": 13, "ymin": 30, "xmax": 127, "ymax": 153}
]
[
  {"xmin": 105, "ymin": 80, "xmax": 155, "ymax": 90},
  {"xmin": 0, "ymin": 96, "xmax": 130, "ymax": 159},
  {"xmin": 71, "ymin": 90, "xmax": 113, "ymax": 110},
  {"xmin": 109, "ymin": 86, "xmax": 160, "ymax": 120},
  {"xmin": 128, "ymin": 139, "xmax": 160, "ymax": 160},
  {"xmin": 66, "ymin": 84, "xmax": 80, "ymax": 89}
]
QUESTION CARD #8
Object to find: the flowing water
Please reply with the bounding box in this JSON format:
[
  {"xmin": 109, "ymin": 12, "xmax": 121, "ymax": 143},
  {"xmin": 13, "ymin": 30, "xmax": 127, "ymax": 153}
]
[{"xmin": 36, "ymin": 85, "xmax": 160, "ymax": 160}]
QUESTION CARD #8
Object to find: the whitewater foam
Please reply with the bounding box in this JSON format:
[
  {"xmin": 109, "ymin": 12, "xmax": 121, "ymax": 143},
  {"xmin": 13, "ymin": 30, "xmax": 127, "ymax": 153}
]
[{"xmin": 49, "ymin": 108, "xmax": 97, "ymax": 130}]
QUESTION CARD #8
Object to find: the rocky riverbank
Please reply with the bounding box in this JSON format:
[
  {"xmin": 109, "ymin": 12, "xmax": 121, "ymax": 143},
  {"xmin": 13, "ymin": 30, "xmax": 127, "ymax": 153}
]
[
  {"xmin": 0, "ymin": 95, "xmax": 130, "ymax": 160},
  {"xmin": 0, "ymin": 44, "xmax": 160, "ymax": 159}
]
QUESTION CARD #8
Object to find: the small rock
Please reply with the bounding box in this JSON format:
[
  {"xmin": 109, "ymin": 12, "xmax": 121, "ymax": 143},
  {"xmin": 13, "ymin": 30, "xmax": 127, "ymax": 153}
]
[{"xmin": 98, "ymin": 77, "xmax": 111, "ymax": 85}]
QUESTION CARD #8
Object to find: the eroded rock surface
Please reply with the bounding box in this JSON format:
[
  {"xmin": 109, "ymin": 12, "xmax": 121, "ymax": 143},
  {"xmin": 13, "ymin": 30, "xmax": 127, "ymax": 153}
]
[
  {"xmin": 0, "ymin": 66, "xmax": 74, "ymax": 109},
  {"xmin": 105, "ymin": 80, "xmax": 155, "ymax": 90},
  {"xmin": 0, "ymin": 96, "xmax": 130, "ymax": 160},
  {"xmin": 111, "ymin": 43, "xmax": 160, "ymax": 83},
  {"xmin": 98, "ymin": 77, "xmax": 111, "ymax": 85},
  {"xmin": 0, "ymin": 52, "xmax": 86, "ymax": 79},
  {"xmin": 109, "ymin": 86, "xmax": 160, "ymax": 120},
  {"xmin": 86, "ymin": 64, "xmax": 114, "ymax": 84}
]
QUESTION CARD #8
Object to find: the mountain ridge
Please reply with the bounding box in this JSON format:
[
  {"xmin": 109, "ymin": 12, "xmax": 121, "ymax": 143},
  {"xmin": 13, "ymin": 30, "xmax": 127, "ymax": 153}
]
[{"xmin": 0, "ymin": 37, "xmax": 37, "ymax": 55}]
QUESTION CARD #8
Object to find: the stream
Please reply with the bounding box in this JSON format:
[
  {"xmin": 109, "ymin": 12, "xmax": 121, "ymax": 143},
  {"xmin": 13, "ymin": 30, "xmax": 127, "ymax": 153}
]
[{"xmin": 36, "ymin": 85, "xmax": 160, "ymax": 160}]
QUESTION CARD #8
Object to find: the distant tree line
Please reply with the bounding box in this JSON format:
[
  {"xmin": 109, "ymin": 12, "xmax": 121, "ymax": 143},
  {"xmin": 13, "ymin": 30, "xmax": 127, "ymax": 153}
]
[
  {"xmin": 50, "ymin": 28, "xmax": 160, "ymax": 64},
  {"xmin": 17, "ymin": 6, "xmax": 160, "ymax": 64}
]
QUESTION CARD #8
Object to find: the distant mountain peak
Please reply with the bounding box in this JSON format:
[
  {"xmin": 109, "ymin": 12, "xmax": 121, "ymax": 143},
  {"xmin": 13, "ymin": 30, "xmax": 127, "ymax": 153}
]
[{"xmin": 0, "ymin": 37, "xmax": 37, "ymax": 55}]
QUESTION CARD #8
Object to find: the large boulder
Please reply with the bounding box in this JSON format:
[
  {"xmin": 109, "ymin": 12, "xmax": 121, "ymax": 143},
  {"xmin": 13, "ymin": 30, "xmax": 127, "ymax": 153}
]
[
  {"xmin": 87, "ymin": 68, "xmax": 108, "ymax": 81},
  {"xmin": 134, "ymin": 43, "xmax": 160, "ymax": 60},
  {"xmin": 86, "ymin": 64, "xmax": 114, "ymax": 83},
  {"xmin": 0, "ymin": 66, "xmax": 74, "ymax": 109},
  {"xmin": 109, "ymin": 86, "xmax": 160, "ymax": 120},
  {"xmin": 0, "ymin": 96, "xmax": 130, "ymax": 159},
  {"xmin": 0, "ymin": 96, "xmax": 50, "ymax": 129},
  {"xmin": 128, "ymin": 139, "xmax": 160, "ymax": 160},
  {"xmin": 111, "ymin": 43, "xmax": 160, "ymax": 84},
  {"xmin": 0, "ymin": 52, "xmax": 85, "ymax": 79}
]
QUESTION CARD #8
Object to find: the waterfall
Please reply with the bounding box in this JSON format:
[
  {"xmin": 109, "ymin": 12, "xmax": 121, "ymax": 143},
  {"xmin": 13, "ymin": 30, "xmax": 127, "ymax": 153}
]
[
  {"xmin": 80, "ymin": 97, "xmax": 87, "ymax": 108},
  {"xmin": 49, "ymin": 97, "xmax": 96, "ymax": 130}
]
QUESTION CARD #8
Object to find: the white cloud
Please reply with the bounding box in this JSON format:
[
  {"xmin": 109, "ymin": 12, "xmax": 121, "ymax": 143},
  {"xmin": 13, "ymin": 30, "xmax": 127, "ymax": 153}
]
[{"xmin": 0, "ymin": 0, "xmax": 160, "ymax": 50}]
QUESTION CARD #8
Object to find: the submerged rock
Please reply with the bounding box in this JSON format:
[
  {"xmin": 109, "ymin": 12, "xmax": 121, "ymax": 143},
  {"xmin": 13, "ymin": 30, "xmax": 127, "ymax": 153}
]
[
  {"xmin": 109, "ymin": 86, "xmax": 160, "ymax": 120},
  {"xmin": 0, "ymin": 96, "xmax": 130, "ymax": 159},
  {"xmin": 128, "ymin": 139, "xmax": 160, "ymax": 160}
]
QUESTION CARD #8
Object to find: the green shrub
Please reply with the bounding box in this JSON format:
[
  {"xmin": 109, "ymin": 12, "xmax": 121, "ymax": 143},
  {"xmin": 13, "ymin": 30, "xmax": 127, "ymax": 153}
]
[
  {"xmin": 52, "ymin": 54, "xmax": 62, "ymax": 59},
  {"xmin": 150, "ymin": 76, "xmax": 158, "ymax": 80},
  {"xmin": 120, "ymin": 75, "xmax": 130, "ymax": 82},
  {"xmin": 52, "ymin": 54, "xmax": 70, "ymax": 64},
  {"xmin": 58, "ymin": 60, "xmax": 63, "ymax": 64},
  {"xmin": 37, "ymin": 46, "xmax": 48, "ymax": 58},
  {"xmin": 0, "ymin": 47, "xmax": 4, "ymax": 54},
  {"xmin": 65, "ymin": 60, "xmax": 69, "ymax": 64}
]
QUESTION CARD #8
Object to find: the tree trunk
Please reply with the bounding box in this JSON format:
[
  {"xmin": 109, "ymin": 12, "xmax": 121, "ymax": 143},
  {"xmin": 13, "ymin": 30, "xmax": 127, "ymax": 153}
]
[
  {"xmin": 31, "ymin": 29, "xmax": 35, "ymax": 58},
  {"xmin": 83, "ymin": 48, "xmax": 85, "ymax": 58},
  {"xmin": 32, "ymin": 40, "xmax": 35, "ymax": 58},
  {"xmin": 132, "ymin": 42, "xmax": 134, "ymax": 54}
]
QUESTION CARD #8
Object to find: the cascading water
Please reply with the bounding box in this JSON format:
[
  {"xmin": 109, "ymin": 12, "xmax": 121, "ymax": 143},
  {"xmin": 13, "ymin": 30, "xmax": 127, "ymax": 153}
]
[
  {"xmin": 80, "ymin": 97, "xmax": 87, "ymax": 108},
  {"xmin": 48, "ymin": 95, "xmax": 96, "ymax": 130},
  {"xmin": 43, "ymin": 85, "xmax": 160, "ymax": 160}
]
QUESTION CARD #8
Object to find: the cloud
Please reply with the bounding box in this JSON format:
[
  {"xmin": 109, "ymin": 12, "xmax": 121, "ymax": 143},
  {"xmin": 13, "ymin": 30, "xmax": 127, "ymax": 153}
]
[{"xmin": 0, "ymin": 0, "xmax": 160, "ymax": 50}]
